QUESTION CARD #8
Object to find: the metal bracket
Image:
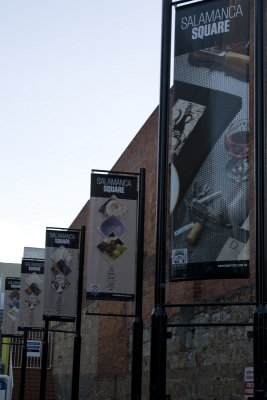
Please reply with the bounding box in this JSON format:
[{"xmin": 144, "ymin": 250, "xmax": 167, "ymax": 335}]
[{"xmin": 247, "ymin": 330, "xmax": 254, "ymax": 339}]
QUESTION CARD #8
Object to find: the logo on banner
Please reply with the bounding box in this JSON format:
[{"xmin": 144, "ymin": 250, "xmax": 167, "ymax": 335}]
[{"xmin": 180, "ymin": 5, "xmax": 244, "ymax": 39}]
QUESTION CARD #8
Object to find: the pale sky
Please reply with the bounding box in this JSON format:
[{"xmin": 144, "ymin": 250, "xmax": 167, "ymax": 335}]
[{"xmin": 0, "ymin": 0, "xmax": 164, "ymax": 263}]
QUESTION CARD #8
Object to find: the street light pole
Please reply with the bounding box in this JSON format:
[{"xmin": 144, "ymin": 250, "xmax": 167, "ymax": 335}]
[
  {"xmin": 149, "ymin": 0, "xmax": 172, "ymax": 399},
  {"xmin": 253, "ymin": 0, "xmax": 267, "ymax": 398}
]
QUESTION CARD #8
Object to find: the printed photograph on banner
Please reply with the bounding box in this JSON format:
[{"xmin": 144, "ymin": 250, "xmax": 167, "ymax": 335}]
[
  {"xmin": 170, "ymin": 0, "xmax": 250, "ymax": 281},
  {"xmin": 97, "ymin": 234, "xmax": 128, "ymax": 264},
  {"xmin": 98, "ymin": 195, "xmax": 128, "ymax": 219},
  {"xmin": 172, "ymin": 100, "xmax": 206, "ymax": 155}
]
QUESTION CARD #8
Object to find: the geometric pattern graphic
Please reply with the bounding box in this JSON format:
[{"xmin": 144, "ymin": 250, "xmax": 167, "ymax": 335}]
[
  {"xmin": 99, "ymin": 216, "xmax": 126, "ymax": 237},
  {"xmin": 97, "ymin": 234, "xmax": 127, "ymax": 264},
  {"xmin": 7, "ymin": 289, "xmax": 20, "ymax": 321},
  {"xmin": 96, "ymin": 195, "xmax": 128, "ymax": 266},
  {"xmin": 50, "ymin": 245, "xmax": 73, "ymax": 264},
  {"xmin": 24, "ymin": 273, "xmax": 42, "ymax": 310},
  {"xmin": 24, "ymin": 293, "xmax": 41, "ymax": 310},
  {"xmin": 49, "ymin": 259, "xmax": 72, "ymax": 294},
  {"xmin": 98, "ymin": 195, "xmax": 128, "ymax": 219}
]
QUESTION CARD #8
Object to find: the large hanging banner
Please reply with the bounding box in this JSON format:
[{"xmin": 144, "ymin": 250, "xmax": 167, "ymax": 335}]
[
  {"xmin": 170, "ymin": 0, "xmax": 250, "ymax": 280},
  {"xmin": 2, "ymin": 278, "xmax": 21, "ymax": 336},
  {"xmin": 43, "ymin": 229, "xmax": 80, "ymax": 321},
  {"xmin": 86, "ymin": 173, "xmax": 138, "ymax": 301},
  {"xmin": 19, "ymin": 258, "xmax": 45, "ymax": 328}
]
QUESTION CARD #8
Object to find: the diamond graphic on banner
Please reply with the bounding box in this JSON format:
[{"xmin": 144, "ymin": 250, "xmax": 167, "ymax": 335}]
[
  {"xmin": 9, "ymin": 290, "xmax": 20, "ymax": 309},
  {"xmin": 50, "ymin": 245, "xmax": 73, "ymax": 264},
  {"xmin": 7, "ymin": 290, "xmax": 20, "ymax": 321},
  {"xmin": 49, "ymin": 273, "xmax": 70, "ymax": 294},
  {"xmin": 24, "ymin": 277, "xmax": 42, "ymax": 310},
  {"xmin": 49, "ymin": 259, "xmax": 72, "ymax": 294},
  {"xmin": 25, "ymin": 272, "xmax": 42, "ymax": 286},
  {"xmin": 25, "ymin": 282, "xmax": 41, "ymax": 297},
  {"xmin": 98, "ymin": 195, "xmax": 128, "ymax": 219},
  {"xmin": 97, "ymin": 234, "xmax": 127, "ymax": 264},
  {"xmin": 7, "ymin": 306, "xmax": 19, "ymax": 322},
  {"xmin": 25, "ymin": 294, "xmax": 41, "ymax": 310},
  {"xmin": 52, "ymin": 259, "xmax": 72, "ymax": 276},
  {"xmin": 99, "ymin": 216, "xmax": 126, "ymax": 237}
]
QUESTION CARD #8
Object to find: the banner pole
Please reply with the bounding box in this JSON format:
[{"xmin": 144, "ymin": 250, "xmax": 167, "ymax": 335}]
[
  {"xmin": 39, "ymin": 319, "xmax": 49, "ymax": 400},
  {"xmin": 253, "ymin": 0, "xmax": 267, "ymax": 398},
  {"xmin": 71, "ymin": 225, "xmax": 86, "ymax": 400},
  {"xmin": 19, "ymin": 331, "xmax": 27, "ymax": 400},
  {"xmin": 131, "ymin": 168, "xmax": 146, "ymax": 400},
  {"xmin": 149, "ymin": 0, "xmax": 172, "ymax": 399}
]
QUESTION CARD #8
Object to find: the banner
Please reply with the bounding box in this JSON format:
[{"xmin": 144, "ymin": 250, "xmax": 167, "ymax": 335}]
[
  {"xmin": 86, "ymin": 173, "xmax": 138, "ymax": 301},
  {"xmin": 2, "ymin": 278, "xmax": 21, "ymax": 336},
  {"xmin": 23, "ymin": 247, "xmax": 45, "ymax": 260},
  {"xmin": 19, "ymin": 258, "xmax": 45, "ymax": 328},
  {"xmin": 43, "ymin": 229, "xmax": 80, "ymax": 321},
  {"xmin": 170, "ymin": 0, "xmax": 250, "ymax": 280}
]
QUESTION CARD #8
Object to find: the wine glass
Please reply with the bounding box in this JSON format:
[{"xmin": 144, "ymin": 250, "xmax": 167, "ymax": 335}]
[{"xmin": 224, "ymin": 119, "xmax": 249, "ymax": 182}]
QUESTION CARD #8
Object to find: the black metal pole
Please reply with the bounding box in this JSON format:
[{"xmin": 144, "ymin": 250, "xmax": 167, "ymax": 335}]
[
  {"xmin": 149, "ymin": 0, "xmax": 172, "ymax": 399},
  {"xmin": 131, "ymin": 168, "xmax": 146, "ymax": 400},
  {"xmin": 71, "ymin": 225, "xmax": 86, "ymax": 400},
  {"xmin": 253, "ymin": 0, "xmax": 267, "ymax": 398},
  {"xmin": 19, "ymin": 331, "xmax": 27, "ymax": 400},
  {"xmin": 39, "ymin": 319, "xmax": 49, "ymax": 400}
]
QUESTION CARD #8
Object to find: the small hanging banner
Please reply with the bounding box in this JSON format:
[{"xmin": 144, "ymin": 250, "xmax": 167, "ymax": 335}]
[
  {"xmin": 2, "ymin": 277, "xmax": 21, "ymax": 336},
  {"xmin": 19, "ymin": 258, "xmax": 45, "ymax": 328},
  {"xmin": 86, "ymin": 173, "xmax": 138, "ymax": 301},
  {"xmin": 43, "ymin": 229, "xmax": 80, "ymax": 321},
  {"xmin": 170, "ymin": 0, "xmax": 250, "ymax": 280}
]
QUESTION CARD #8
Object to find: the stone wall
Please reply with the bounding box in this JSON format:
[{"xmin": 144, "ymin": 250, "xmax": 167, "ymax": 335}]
[
  {"xmin": 51, "ymin": 257, "xmax": 254, "ymax": 400},
  {"xmin": 164, "ymin": 288, "xmax": 254, "ymax": 400}
]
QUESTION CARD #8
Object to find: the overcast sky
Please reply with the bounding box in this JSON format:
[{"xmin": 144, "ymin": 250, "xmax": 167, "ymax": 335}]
[{"xmin": 0, "ymin": 0, "xmax": 166, "ymax": 263}]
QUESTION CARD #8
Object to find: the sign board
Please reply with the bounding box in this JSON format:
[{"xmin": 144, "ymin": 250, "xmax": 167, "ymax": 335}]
[
  {"xmin": 27, "ymin": 340, "xmax": 41, "ymax": 357},
  {"xmin": 244, "ymin": 367, "xmax": 254, "ymax": 399},
  {"xmin": 43, "ymin": 229, "xmax": 80, "ymax": 321},
  {"xmin": 0, "ymin": 381, "xmax": 6, "ymax": 400},
  {"xmin": 170, "ymin": 0, "xmax": 250, "ymax": 280},
  {"xmin": 86, "ymin": 173, "xmax": 138, "ymax": 301},
  {"xmin": 0, "ymin": 381, "xmax": 6, "ymax": 390},
  {"xmin": 19, "ymin": 258, "xmax": 44, "ymax": 328},
  {"xmin": 2, "ymin": 278, "xmax": 21, "ymax": 336}
]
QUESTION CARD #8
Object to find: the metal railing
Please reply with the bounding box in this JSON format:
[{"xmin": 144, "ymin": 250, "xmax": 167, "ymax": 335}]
[{"xmin": 10, "ymin": 331, "xmax": 53, "ymax": 369}]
